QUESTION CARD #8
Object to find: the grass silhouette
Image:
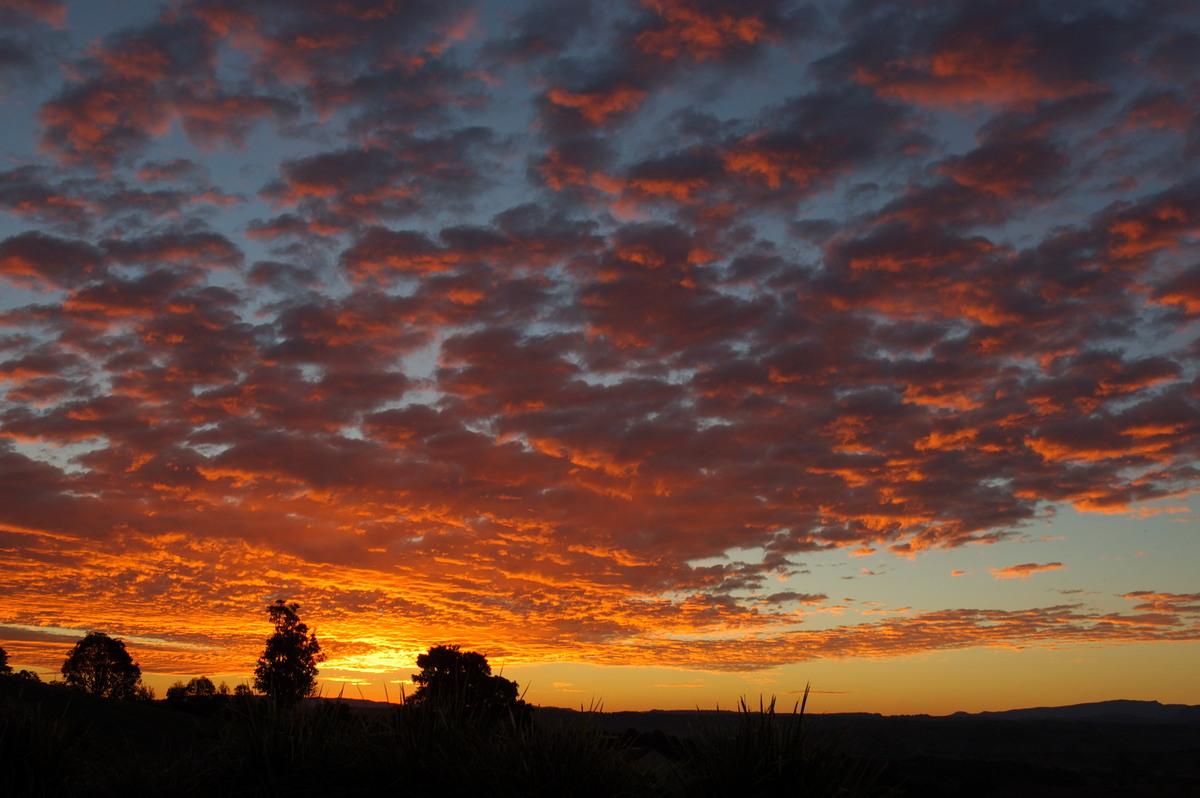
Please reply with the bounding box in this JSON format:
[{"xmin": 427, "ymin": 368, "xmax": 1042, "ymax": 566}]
[{"xmin": 1, "ymin": 675, "xmax": 887, "ymax": 797}]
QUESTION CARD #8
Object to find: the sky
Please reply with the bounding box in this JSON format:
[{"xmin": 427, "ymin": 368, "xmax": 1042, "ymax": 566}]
[{"xmin": 1, "ymin": 0, "xmax": 1198, "ymax": 715}]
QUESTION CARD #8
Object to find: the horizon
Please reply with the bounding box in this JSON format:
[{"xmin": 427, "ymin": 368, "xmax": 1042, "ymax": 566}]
[
  {"xmin": 2, "ymin": 0, "xmax": 1199, "ymax": 717},
  {"xmin": 6, "ymin": 654, "xmax": 1198, "ymax": 717},
  {"xmin": 3, "ymin": 617, "xmax": 1196, "ymax": 715},
  {"xmin": 8, "ymin": 651, "xmax": 1200, "ymax": 718}
]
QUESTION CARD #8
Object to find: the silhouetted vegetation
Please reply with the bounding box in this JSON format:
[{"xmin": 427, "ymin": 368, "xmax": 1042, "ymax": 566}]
[
  {"xmin": 673, "ymin": 690, "xmax": 884, "ymax": 797},
  {"xmin": 6, "ymin": 619, "xmax": 1200, "ymax": 796},
  {"xmin": 164, "ymin": 675, "xmax": 238, "ymax": 710},
  {"xmin": 408, "ymin": 644, "xmax": 533, "ymax": 727},
  {"xmin": 0, "ymin": 673, "xmax": 894, "ymax": 797},
  {"xmin": 0, "ymin": 649, "xmax": 37, "ymax": 682},
  {"xmin": 2, "ymin": 618, "xmax": 898, "ymax": 795},
  {"xmin": 253, "ymin": 600, "xmax": 324, "ymax": 704},
  {"xmin": 60, "ymin": 631, "xmax": 144, "ymax": 700},
  {"xmin": 0, "ymin": 647, "xmax": 39, "ymax": 682}
]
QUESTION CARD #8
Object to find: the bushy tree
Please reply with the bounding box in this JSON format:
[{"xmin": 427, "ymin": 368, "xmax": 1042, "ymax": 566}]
[
  {"xmin": 409, "ymin": 644, "xmax": 531, "ymax": 725},
  {"xmin": 0, "ymin": 644, "xmax": 11, "ymax": 674},
  {"xmin": 165, "ymin": 675, "xmax": 218, "ymax": 702},
  {"xmin": 253, "ymin": 600, "xmax": 324, "ymax": 703},
  {"xmin": 60, "ymin": 632, "xmax": 143, "ymax": 699},
  {"xmin": 191, "ymin": 675, "xmax": 217, "ymax": 696}
]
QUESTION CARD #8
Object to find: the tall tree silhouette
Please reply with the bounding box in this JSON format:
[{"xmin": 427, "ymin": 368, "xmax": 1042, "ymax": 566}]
[
  {"xmin": 0, "ymin": 644, "xmax": 11, "ymax": 674},
  {"xmin": 60, "ymin": 632, "xmax": 143, "ymax": 699},
  {"xmin": 253, "ymin": 600, "xmax": 324, "ymax": 702}
]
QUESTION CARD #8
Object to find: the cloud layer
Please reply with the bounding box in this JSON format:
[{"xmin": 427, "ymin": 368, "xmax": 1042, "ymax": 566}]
[{"xmin": 1, "ymin": 0, "xmax": 1198, "ymax": 678}]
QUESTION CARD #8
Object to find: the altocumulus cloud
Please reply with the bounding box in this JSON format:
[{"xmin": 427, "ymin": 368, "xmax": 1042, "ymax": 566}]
[{"xmin": 0, "ymin": 0, "xmax": 1198, "ymax": 676}]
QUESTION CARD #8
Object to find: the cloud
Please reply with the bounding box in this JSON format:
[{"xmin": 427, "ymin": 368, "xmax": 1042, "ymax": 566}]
[
  {"xmin": 1120, "ymin": 591, "xmax": 1200, "ymax": 615},
  {"xmin": 3, "ymin": 548, "xmax": 1194, "ymax": 674},
  {"xmin": 633, "ymin": 0, "xmax": 799, "ymax": 63},
  {"xmin": 989, "ymin": 562, "xmax": 1066, "ymax": 580},
  {"xmin": 0, "ymin": 2, "xmax": 65, "ymax": 97},
  {"xmin": 259, "ymin": 129, "xmax": 500, "ymax": 233},
  {"xmin": 1, "ymin": 1, "xmax": 66, "ymax": 28},
  {"xmin": 0, "ymin": 231, "xmax": 105, "ymax": 290},
  {"xmin": 817, "ymin": 1, "xmax": 1145, "ymax": 110},
  {"xmin": 1153, "ymin": 264, "xmax": 1200, "ymax": 315},
  {"xmin": 0, "ymin": 164, "xmax": 237, "ymax": 236},
  {"xmin": 1, "ymin": 0, "xmax": 1199, "ymax": 679}
]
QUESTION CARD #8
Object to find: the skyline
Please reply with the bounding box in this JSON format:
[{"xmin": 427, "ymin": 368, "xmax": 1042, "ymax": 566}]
[{"xmin": 1, "ymin": 0, "xmax": 1199, "ymax": 714}]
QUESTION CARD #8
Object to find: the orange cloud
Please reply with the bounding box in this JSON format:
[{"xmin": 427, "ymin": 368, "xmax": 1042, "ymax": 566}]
[
  {"xmin": 636, "ymin": 0, "xmax": 776, "ymax": 61},
  {"xmin": 989, "ymin": 562, "xmax": 1065, "ymax": 580},
  {"xmin": 852, "ymin": 35, "xmax": 1098, "ymax": 109},
  {"xmin": 545, "ymin": 86, "xmax": 647, "ymax": 125}
]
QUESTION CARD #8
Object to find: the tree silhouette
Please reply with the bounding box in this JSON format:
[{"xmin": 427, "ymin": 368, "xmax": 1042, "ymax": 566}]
[
  {"xmin": 253, "ymin": 599, "xmax": 324, "ymax": 703},
  {"xmin": 0, "ymin": 644, "xmax": 11, "ymax": 674},
  {"xmin": 60, "ymin": 632, "xmax": 143, "ymax": 699},
  {"xmin": 409, "ymin": 644, "xmax": 531, "ymax": 725},
  {"xmin": 165, "ymin": 675, "xmax": 218, "ymax": 702}
]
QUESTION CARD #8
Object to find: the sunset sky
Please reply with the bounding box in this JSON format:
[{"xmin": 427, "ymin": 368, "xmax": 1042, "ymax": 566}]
[{"xmin": 1, "ymin": 0, "xmax": 1199, "ymax": 715}]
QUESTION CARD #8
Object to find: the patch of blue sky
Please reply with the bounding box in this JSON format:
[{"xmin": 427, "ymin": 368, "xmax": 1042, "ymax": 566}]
[
  {"xmin": 780, "ymin": 499, "xmax": 1199, "ymax": 626},
  {"xmin": 8, "ymin": 436, "xmax": 105, "ymax": 475}
]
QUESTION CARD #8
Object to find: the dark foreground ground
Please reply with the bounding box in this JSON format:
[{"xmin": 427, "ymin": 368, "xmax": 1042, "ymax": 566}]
[
  {"xmin": 538, "ymin": 700, "xmax": 1200, "ymax": 796},
  {"xmin": 4, "ymin": 675, "xmax": 1198, "ymax": 797}
]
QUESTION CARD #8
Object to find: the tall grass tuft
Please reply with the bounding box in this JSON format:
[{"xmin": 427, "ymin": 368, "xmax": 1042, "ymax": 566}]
[
  {"xmin": 476, "ymin": 700, "xmax": 662, "ymax": 798},
  {"xmin": 214, "ymin": 696, "xmax": 375, "ymax": 796},
  {"xmin": 675, "ymin": 686, "xmax": 889, "ymax": 797}
]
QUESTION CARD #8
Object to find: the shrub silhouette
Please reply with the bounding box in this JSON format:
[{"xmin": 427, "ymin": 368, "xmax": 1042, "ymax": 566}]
[
  {"xmin": 408, "ymin": 644, "xmax": 531, "ymax": 726},
  {"xmin": 253, "ymin": 599, "xmax": 325, "ymax": 703},
  {"xmin": 60, "ymin": 631, "xmax": 143, "ymax": 699}
]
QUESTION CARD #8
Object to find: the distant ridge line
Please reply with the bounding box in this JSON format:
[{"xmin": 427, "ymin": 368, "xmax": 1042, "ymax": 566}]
[
  {"xmin": 528, "ymin": 698, "xmax": 1200, "ymax": 727},
  {"xmin": 315, "ymin": 695, "xmax": 1200, "ymax": 725},
  {"xmin": 960, "ymin": 698, "xmax": 1200, "ymax": 724}
]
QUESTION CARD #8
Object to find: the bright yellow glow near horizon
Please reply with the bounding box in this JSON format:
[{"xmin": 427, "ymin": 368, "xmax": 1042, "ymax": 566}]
[{"xmin": 41, "ymin": 640, "xmax": 1183, "ymax": 716}]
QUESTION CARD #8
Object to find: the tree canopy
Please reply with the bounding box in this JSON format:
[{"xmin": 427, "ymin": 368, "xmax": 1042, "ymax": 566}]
[
  {"xmin": 409, "ymin": 644, "xmax": 531, "ymax": 725},
  {"xmin": 165, "ymin": 675, "xmax": 221, "ymax": 702},
  {"xmin": 0, "ymin": 644, "xmax": 10, "ymax": 674},
  {"xmin": 60, "ymin": 632, "xmax": 143, "ymax": 699},
  {"xmin": 253, "ymin": 599, "xmax": 324, "ymax": 703}
]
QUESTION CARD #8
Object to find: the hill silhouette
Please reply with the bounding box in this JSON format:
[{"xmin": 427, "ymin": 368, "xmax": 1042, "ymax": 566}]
[
  {"xmin": 536, "ymin": 699, "xmax": 1200, "ymax": 796},
  {"xmin": 967, "ymin": 698, "xmax": 1200, "ymax": 725}
]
